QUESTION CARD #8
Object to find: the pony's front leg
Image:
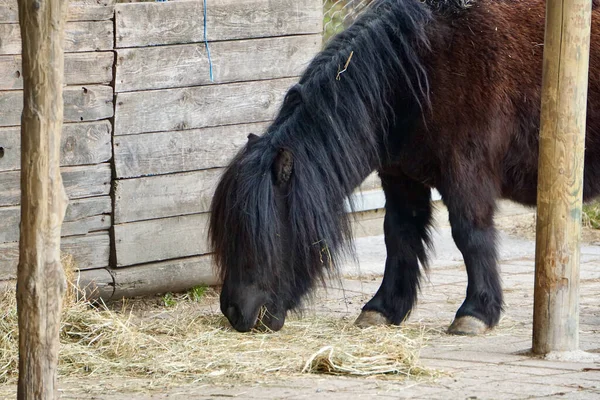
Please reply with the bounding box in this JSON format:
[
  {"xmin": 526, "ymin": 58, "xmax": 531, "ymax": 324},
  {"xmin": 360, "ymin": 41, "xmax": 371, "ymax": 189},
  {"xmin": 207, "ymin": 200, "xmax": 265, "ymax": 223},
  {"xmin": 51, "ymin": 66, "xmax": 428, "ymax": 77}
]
[
  {"xmin": 441, "ymin": 186, "xmax": 503, "ymax": 335},
  {"xmin": 355, "ymin": 173, "xmax": 432, "ymax": 327}
]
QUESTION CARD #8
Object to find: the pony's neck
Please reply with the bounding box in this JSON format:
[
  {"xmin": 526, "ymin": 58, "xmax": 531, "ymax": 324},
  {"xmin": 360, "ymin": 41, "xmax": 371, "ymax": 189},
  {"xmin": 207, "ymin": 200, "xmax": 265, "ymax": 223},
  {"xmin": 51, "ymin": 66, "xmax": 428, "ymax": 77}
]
[{"xmin": 270, "ymin": 0, "xmax": 432, "ymax": 192}]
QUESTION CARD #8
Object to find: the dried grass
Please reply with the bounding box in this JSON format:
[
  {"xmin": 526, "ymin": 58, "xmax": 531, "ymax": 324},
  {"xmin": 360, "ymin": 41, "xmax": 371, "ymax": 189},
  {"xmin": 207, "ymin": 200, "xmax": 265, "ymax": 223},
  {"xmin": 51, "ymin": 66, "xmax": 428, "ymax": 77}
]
[
  {"xmin": 0, "ymin": 258, "xmax": 435, "ymax": 388},
  {"xmin": 583, "ymin": 201, "xmax": 600, "ymax": 230}
]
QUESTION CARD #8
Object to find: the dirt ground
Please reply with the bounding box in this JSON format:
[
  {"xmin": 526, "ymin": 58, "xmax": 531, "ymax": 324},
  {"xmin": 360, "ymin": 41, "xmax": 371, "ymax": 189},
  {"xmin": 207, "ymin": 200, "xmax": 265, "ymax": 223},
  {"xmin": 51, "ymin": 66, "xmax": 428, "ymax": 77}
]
[{"xmin": 2, "ymin": 201, "xmax": 600, "ymax": 399}]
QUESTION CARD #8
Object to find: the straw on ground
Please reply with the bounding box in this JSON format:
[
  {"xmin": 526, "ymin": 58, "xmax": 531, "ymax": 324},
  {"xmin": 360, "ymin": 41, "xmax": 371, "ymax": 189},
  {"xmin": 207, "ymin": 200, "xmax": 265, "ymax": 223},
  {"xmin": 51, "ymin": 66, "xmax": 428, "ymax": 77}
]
[{"xmin": 1, "ymin": 261, "xmax": 435, "ymax": 387}]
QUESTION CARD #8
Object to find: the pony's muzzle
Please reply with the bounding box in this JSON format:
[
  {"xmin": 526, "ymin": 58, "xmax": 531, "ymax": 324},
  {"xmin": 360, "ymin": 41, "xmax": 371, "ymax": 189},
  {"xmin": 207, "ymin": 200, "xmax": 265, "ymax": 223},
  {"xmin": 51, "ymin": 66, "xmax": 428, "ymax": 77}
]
[
  {"xmin": 222, "ymin": 303, "xmax": 259, "ymax": 332},
  {"xmin": 254, "ymin": 303, "xmax": 286, "ymax": 332},
  {"xmin": 220, "ymin": 282, "xmax": 279, "ymax": 332}
]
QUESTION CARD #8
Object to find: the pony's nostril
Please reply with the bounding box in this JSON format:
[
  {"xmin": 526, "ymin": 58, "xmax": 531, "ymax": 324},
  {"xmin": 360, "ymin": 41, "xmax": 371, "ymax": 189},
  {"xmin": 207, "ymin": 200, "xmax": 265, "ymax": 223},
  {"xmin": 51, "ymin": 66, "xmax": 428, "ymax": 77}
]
[{"xmin": 225, "ymin": 305, "xmax": 238, "ymax": 322}]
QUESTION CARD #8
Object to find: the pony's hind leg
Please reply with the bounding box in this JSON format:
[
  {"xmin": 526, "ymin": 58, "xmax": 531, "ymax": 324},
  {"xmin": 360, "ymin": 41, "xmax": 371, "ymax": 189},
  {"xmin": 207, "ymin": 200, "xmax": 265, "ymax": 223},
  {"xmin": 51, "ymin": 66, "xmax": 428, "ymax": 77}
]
[
  {"xmin": 355, "ymin": 172, "xmax": 432, "ymax": 327},
  {"xmin": 439, "ymin": 184, "xmax": 503, "ymax": 335}
]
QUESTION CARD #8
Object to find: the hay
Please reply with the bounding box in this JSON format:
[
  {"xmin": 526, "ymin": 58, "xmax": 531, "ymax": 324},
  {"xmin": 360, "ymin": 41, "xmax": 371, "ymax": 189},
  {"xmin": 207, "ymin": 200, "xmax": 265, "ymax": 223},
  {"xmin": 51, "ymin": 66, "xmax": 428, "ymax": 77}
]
[{"xmin": 0, "ymin": 263, "xmax": 435, "ymax": 388}]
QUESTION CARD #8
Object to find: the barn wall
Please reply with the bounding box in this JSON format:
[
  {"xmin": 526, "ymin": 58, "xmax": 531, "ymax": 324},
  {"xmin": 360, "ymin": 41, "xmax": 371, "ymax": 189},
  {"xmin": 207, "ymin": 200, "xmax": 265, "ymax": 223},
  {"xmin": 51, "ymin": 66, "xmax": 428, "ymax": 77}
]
[
  {"xmin": 0, "ymin": 0, "xmax": 116, "ymax": 281},
  {"xmin": 0, "ymin": 0, "xmax": 396, "ymax": 296},
  {"xmin": 0, "ymin": 0, "xmax": 331, "ymax": 296},
  {"xmin": 110, "ymin": 0, "xmax": 323, "ymax": 291}
]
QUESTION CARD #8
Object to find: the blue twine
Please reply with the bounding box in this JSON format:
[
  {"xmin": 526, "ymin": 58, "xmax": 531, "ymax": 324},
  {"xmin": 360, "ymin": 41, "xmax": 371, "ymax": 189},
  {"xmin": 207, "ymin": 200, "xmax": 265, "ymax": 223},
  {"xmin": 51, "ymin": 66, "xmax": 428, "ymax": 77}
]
[{"xmin": 203, "ymin": 0, "xmax": 215, "ymax": 82}]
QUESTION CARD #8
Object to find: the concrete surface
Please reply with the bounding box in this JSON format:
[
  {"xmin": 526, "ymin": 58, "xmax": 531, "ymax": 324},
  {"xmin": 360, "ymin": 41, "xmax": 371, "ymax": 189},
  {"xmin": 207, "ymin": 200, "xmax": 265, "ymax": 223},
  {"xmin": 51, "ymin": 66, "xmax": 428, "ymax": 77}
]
[{"xmin": 4, "ymin": 201, "xmax": 600, "ymax": 399}]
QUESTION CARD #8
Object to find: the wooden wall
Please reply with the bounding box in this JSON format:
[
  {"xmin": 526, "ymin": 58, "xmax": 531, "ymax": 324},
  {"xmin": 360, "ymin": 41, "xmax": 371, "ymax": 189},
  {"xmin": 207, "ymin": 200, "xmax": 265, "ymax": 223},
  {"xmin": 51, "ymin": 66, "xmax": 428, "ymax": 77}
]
[
  {"xmin": 0, "ymin": 0, "xmax": 326, "ymax": 297},
  {"xmin": 0, "ymin": 0, "xmax": 115, "ymax": 281},
  {"xmin": 110, "ymin": 0, "xmax": 322, "ymax": 290}
]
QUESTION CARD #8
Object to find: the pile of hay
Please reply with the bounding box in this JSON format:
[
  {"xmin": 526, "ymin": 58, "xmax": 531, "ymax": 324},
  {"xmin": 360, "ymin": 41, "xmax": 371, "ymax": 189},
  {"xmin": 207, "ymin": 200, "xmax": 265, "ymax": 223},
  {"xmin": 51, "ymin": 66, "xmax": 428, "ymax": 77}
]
[{"xmin": 0, "ymin": 276, "xmax": 435, "ymax": 387}]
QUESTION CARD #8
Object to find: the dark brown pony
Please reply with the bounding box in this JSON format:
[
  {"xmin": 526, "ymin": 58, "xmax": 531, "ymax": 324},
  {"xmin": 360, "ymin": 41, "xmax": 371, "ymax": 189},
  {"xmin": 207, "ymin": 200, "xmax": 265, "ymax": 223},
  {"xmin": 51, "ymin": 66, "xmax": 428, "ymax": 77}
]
[{"xmin": 209, "ymin": 0, "xmax": 600, "ymax": 334}]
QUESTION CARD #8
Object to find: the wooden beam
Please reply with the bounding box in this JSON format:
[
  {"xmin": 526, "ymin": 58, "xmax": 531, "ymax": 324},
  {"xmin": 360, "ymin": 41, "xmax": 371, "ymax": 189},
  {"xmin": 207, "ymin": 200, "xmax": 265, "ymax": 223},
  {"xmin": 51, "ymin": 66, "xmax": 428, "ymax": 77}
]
[
  {"xmin": 0, "ymin": 52, "xmax": 114, "ymax": 90},
  {"xmin": 114, "ymin": 169, "xmax": 221, "ymax": 223},
  {"xmin": 16, "ymin": 0, "xmax": 69, "ymax": 398},
  {"xmin": 114, "ymin": 77, "xmax": 293, "ymax": 136},
  {"xmin": 0, "ymin": 163, "xmax": 112, "ymax": 207},
  {"xmin": 2, "ymin": 232, "xmax": 111, "ymax": 280},
  {"xmin": 533, "ymin": 0, "xmax": 592, "ymax": 354},
  {"xmin": 115, "ymin": 35, "xmax": 321, "ymax": 92},
  {"xmin": 114, "ymin": 213, "xmax": 210, "ymax": 267},
  {"xmin": 115, "ymin": 0, "xmax": 323, "ymax": 48},
  {"xmin": 0, "ymin": 0, "xmax": 116, "ymax": 23},
  {"xmin": 113, "ymin": 121, "xmax": 269, "ymax": 178},
  {"xmin": 0, "ymin": 121, "xmax": 112, "ymax": 172},
  {"xmin": 0, "ymin": 85, "xmax": 114, "ymax": 127},
  {"xmin": 0, "ymin": 21, "xmax": 114, "ymax": 55}
]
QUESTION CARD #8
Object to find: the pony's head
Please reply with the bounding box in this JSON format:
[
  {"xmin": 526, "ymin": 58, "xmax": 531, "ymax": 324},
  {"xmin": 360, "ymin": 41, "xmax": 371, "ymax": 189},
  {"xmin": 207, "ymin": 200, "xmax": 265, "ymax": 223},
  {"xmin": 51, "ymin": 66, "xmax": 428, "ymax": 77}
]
[{"xmin": 209, "ymin": 131, "xmax": 319, "ymax": 332}]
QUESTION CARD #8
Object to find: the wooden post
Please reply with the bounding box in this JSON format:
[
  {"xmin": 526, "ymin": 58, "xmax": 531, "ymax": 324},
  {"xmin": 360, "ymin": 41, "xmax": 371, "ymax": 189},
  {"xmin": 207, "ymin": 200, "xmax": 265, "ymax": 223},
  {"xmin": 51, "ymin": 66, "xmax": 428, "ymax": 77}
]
[
  {"xmin": 533, "ymin": 0, "xmax": 592, "ymax": 354},
  {"xmin": 16, "ymin": 0, "xmax": 69, "ymax": 396}
]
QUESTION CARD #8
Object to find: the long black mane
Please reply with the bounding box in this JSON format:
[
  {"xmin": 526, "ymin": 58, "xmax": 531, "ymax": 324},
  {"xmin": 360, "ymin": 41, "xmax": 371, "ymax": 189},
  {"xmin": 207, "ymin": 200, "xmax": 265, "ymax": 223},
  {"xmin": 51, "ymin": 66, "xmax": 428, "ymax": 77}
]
[{"xmin": 210, "ymin": 0, "xmax": 436, "ymax": 305}]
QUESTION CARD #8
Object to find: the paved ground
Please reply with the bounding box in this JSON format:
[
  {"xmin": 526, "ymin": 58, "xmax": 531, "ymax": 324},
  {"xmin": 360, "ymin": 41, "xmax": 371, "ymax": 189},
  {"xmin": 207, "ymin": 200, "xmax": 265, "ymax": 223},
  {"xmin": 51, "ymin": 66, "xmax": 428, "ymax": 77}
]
[{"xmin": 4, "ymin": 201, "xmax": 600, "ymax": 399}]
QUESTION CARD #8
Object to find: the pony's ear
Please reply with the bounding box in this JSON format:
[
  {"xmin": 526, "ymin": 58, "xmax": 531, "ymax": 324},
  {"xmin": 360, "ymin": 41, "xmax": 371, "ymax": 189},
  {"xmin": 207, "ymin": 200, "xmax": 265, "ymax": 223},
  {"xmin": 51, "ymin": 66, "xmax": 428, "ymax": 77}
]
[
  {"xmin": 273, "ymin": 149, "xmax": 293, "ymax": 187},
  {"xmin": 247, "ymin": 133, "xmax": 260, "ymax": 144}
]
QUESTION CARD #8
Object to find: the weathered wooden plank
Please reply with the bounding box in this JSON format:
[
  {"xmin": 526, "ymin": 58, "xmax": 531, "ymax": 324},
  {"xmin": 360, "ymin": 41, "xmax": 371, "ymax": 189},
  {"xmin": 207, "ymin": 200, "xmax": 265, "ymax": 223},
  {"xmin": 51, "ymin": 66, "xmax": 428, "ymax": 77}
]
[
  {"xmin": 114, "ymin": 169, "xmax": 221, "ymax": 223},
  {"xmin": 65, "ymin": 0, "xmax": 116, "ymax": 21},
  {"xmin": 76, "ymin": 268, "xmax": 115, "ymax": 300},
  {"xmin": 62, "ymin": 214, "xmax": 111, "ymax": 237},
  {"xmin": 0, "ymin": 241, "xmax": 19, "ymax": 280},
  {"xmin": 64, "ymin": 196, "xmax": 111, "ymax": 221},
  {"xmin": 0, "ymin": 0, "xmax": 116, "ymax": 23},
  {"xmin": 0, "ymin": 121, "xmax": 112, "ymax": 172},
  {"xmin": 62, "ymin": 233, "xmax": 111, "ymax": 271},
  {"xmin": 115, "ymin": 35, "xmax": 320, "ymax": 92},
  {"xmin": 115, "ymin": 77, "xmax": 294, "ymax": 135},
  {"xmin": 113, "ymin": 121, "xmax": 268, "ymax": 178},
  {"xmin": 0, "ymin": 232, "xmax": 110, "ymax": 280},
  {"xmin": 0, "ymin": 52, "xmax": 113, "ymax": 90},
  {"xmin": 0, "ymin": 205, "xmax": 19, "ymax": 244},
  {"xmin": 0, "ymin": 21, "xmax": 113, "ymax": 55},
  {"xmin": 0, "ymin": 197, "xmax": 111, "ymax": 243},
  {"xmin": 0, "ymin": 85, "xmax": 113, "ymax": 127},
  {"xmin": 114, "ymin": 213, "xmax": 209, "ymax": 267},
  {"xmin": 62, "ymin": 196, "xmax": 113, "ymax": 237},
  {"xmin": 0, "ymin": 163, "xmax": 111, "ymax": 206},
  {"xmin": 115, "ymin": 0, "xmax": 322, "ymax": 48},
  {"xmin": 110, "ymin": 255, "xmax": 218, "ymax": 298}
]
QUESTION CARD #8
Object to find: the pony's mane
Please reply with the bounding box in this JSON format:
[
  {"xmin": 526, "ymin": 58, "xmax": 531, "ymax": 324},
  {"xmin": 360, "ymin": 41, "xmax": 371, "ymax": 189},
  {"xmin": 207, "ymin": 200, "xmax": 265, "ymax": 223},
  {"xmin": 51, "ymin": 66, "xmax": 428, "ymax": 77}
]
[{"xmin": 210, "ymin": 0, "xmax": 435, "ymax": 306}]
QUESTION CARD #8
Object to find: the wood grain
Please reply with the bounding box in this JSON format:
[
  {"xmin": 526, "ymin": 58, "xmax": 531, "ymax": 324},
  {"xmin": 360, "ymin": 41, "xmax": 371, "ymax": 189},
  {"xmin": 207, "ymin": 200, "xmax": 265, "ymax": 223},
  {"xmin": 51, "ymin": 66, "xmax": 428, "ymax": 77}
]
[
  {"xmin": 533, "ymin": 0, "xmax": 591, "ymax": 354},
  {"xmin": 75, "ymin": 268, "xmax": 115, "ymax": 300},
  {"xmin": 114, "ymin": 213, "xmax": 209, "ymax": 267},
  {"xmin": 16, "ymin": 0, "xmax": 69, "ymax": 394},
  {"xmin": 0, "ymin": 85, "xmax": 113, "ymax": 127},
  {"xmin": 0, "ymin": 0, "xmax": 116, "ymax": 23},
  {"xmin": 110, "ymin": 255, "xmax": 218, "ymax": 298},
  {"xmin": 115, "ymin": 0, "xmax": 322, "ymax": 48},
  {"xmin": 0, "ymin": 232, "xmax": 111, "ymax": 280},
  {"xmin": 0, "ymin": 21, "xmax": 113, "ymax": 55},
  {"xmin": 114, "ymin": 169, "xmax": 221, "ymax": 223},
  {"xmin": 113, "ymin": 121, "xmax": 268, "ymax": 178},
  {"xmin": 0, "ymin": 120, "xmax": 112, "ymax": 172},
  {"xmin": 114, "ymin": 77, "xmax": 294, "ymax": 135},
  {"xmin": 115, "ymin": 35, "xmax": 319, "ymax": 92},
  {"xmin": 0, "ymin": 196, "xmax": 111, "ymax": 243},
  {"xmin": 76, "ymin": 255, "xmax": 218, "ymax": 301},
  {"xmin": 0, "ymin": 52, "xmax": 113, "ymax": 90},
  {"xmin": 0, "ymin": 163, "xmax": 111, "ymax": 206}
]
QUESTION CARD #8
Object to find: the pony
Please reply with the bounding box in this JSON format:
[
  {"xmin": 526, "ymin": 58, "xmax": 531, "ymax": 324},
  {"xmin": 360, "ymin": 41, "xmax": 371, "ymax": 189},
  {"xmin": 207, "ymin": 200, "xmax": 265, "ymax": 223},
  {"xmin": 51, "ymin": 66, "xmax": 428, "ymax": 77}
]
[{"xmin": 209, "ymin": 0, "xmax": 600, "ymax": 334}]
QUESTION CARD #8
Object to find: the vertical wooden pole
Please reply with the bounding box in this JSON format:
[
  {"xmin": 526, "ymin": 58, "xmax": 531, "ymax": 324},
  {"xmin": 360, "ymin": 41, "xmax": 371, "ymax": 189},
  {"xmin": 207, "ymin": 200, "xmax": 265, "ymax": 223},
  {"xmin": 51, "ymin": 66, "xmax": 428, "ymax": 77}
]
[
  {"xmin": 16, "ymin": 0, "xmax": 69, "ymax": 396},
  {"xmin": 533, "ymin": 0, "xmax": 592, "ymax": 354}
]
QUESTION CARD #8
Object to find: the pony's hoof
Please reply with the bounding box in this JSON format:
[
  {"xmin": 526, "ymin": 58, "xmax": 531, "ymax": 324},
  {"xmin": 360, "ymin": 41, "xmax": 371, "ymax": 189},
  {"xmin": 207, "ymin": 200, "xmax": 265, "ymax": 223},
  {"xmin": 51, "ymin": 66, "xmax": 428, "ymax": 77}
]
[
  {"xmin": 447, "ymin": 316, "xmax": 489, "ymax": 336},
  {"xmin": 354, "ymin": 310, "xmax": 389, "ymax": 328}
]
